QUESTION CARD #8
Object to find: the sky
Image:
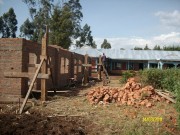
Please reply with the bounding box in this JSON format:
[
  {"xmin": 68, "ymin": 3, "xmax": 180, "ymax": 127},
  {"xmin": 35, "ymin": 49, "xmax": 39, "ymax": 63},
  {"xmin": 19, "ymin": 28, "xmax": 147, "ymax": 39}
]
[{"xmin": 0, "ymin": 0, "xmax": 180, "ymax": 49}]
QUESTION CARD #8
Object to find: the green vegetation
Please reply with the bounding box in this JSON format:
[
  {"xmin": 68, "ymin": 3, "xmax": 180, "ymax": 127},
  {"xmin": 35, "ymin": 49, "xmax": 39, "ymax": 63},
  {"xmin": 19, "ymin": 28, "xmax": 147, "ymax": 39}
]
[
  {"xmin": 140, "ymin": 68, "xmax": 180, "ymax": 94},
  {"xmin": 20, "ymin": 0, "xmax": 95, "ymax": 49},
  {"xmin": 140, "ymin": 68, "xmax": 180, "ymax": 128},
  {"xmin": 121, "ymin": 70, "xmax": 136, "ymax": 83},
  {"xmin": 0, "ymin": 8, "xmax": 18, "ymax": 38},
  {"xmin": 101, "ymin": 39, "xmax": 111, "ymax": 49}
]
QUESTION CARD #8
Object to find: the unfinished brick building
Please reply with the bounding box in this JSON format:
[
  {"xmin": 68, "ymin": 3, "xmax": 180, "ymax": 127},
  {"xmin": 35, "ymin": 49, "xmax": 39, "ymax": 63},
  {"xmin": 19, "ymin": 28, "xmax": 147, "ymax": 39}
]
[{"xmin": 0, "ymin": 38, "xmax": 87, "ymax": 97}]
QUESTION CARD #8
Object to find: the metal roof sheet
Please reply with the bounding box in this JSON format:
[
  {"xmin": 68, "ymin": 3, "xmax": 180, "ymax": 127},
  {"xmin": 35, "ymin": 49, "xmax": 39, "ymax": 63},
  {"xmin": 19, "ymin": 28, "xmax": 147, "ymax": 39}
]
[
  {"xmin": 71, "ymin": 46, "xmax": 180, "ymax": 61},
  {"xmin": 71, "ymin": 45, "xmax": 103, "ymax": 57}
]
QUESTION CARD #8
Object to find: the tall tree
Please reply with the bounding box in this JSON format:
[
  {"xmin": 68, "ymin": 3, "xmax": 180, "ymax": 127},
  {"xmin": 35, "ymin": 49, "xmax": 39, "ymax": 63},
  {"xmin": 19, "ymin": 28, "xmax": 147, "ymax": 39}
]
[
  {"xmin": 50, "ymin": 6, "xmax": 73, "ymax": 49},
  {"xmin": 144, "ymin": 44, "xmax": 150, "ymax": 50},
  {"xmin": 22, "ymin": 0, "xmax": 84, "ymax": 48},
  {"xmin": 76, "ymin": 24, "xmax": 93, "ymax": 47},
  {"xmin": 153, "ymin": 45, "xmax": 161, "ymax": 50},
  {"xmin": 0, "ymin": 8, "xmax": 18, "ymax": 38},
  {"xmin": 101, "ymin": 39, "xmax": 111, "ymax": 49},
  {"xmin": 20, "ymin": 18, "xmax": 35, "ymax": 39},
  {"xmin": 22, "ymin": 0, "xmax": 54, "ymax": 42},
  {"xmin": 64, "ymin": 0, "xmax": 83, "ymax": 38}
]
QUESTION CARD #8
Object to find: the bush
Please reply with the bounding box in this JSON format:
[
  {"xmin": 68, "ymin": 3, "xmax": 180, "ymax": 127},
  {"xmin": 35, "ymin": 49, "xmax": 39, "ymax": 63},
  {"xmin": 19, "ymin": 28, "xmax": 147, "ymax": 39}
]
[
  {"xmin": 175, "ymin": 82, "xmax": 180, "ymax": 128},
  {"xmin": 140, "ymin": 68, "xmax": 180, "ymax": 94},
  {"xmin": 121, "ymin": 70, "xmax": 135, "ymax": 83},
  {"xmin": 140, "ymin": 68, "xmax": 180, "ymax": 128},
  {"xmin": 140, "ymin": 68, "xmax": 164, "ymax": 88}
]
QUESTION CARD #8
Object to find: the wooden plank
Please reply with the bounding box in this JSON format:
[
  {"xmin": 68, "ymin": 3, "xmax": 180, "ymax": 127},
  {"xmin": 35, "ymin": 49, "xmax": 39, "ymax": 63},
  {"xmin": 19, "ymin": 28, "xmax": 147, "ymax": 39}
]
[
  {"xmin": 28, "ymin": 64, "xmax": 40, "ymax": 68},
  {"xmin": 155, "ymin": 89, "xmax": 176, "ymax": 103},
  {"xmin": 19, "ymin": 58, "xmax": 45, "ymax": 114},
  {"xmin": 4, "ymin": 72, "xmax": 49, "ymax": 79},
  {"xmin": 4, "ymin": 72, "xmax": 30, "ymax": 78},
  {"xmin": 82, "ymin": 64, "xmax": 92, "ymax": 67},
  {"xmin": 37, "ymin": 73, "xmax": 49, "ymax": 79}
]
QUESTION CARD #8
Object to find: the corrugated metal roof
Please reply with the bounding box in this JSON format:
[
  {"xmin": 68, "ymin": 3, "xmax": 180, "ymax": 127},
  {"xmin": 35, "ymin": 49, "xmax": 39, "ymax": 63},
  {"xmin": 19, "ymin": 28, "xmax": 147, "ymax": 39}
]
[
  {"xmin": 71, "ymin": 45, "xmax": 103, "ymax": 57},
  {"xmin": 71, "ymin": 46, "xmax": 180, "ymax": 61}
]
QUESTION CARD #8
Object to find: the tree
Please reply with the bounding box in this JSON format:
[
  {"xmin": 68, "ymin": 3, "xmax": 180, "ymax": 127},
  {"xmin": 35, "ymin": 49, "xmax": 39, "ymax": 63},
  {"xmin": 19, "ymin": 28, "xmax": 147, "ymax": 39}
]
[
  {"xmin": 134, "ymin": 46, "xmax": 143, "ymax": 50},
  {"xmin": 50, "ymin": 6, "xmax": 73, "ymax": 49},
  {"xmin": 22, "ymin": 0, "xmax": 54, "ymax": 42},
  {"xmin": 153, "ymin": 45, "xmax": 161, "ymax": 50},
  {"xmin": 163, "ymin": 45, "xmax": 180, "ymax": 51},
  {"xmin": 20, "ymin": 18, "xmax": 35, "ymax": 39},
  {"xmin": 101, "ymin": 39, "xmax": 111, "ymax": 49},
  {"xmin": 0, "ymin": 8, "xmax": 18, "ymax": 38},
  {"xmin": 22, "ymin": 0, "xmax": 84, "ymax": 47},
  {"xmin": 76, "ymin": 24, "xmax": 93, "ymax": 47},
  {"xmin": 144, "ymin": 44, "xmax": 150, "ymax": 50},
  {"xmin": 0, "ymin": 17, "xmax": 3, "ymax": 34},
  {"xmin": 92, "ymin": 41, "xmax": 97, "ymax": 48},
  {"xmin": 64, "ymin": 0, "xmax": 83, "ymax": 38}
]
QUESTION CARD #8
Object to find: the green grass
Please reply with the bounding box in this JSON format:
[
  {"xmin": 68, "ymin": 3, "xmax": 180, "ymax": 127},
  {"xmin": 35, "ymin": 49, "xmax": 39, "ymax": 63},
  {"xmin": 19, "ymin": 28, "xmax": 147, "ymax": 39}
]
[{"xmin": 33, "ymin": 87, "xmax": 179, "ymax": 135}]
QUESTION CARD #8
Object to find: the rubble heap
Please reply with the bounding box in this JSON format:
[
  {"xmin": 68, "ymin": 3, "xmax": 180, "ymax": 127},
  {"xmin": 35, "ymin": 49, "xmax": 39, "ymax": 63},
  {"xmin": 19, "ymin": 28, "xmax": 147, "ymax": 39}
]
[{"xmin": 86, "ymin": 78, "xmax": 170, "ymax": 107}]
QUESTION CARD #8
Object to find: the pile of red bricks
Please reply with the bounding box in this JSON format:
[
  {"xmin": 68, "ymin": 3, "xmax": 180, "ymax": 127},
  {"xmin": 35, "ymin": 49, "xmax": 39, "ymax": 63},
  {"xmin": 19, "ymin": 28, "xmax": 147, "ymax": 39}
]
[{"xmin": 87, "ymin": 78, "xmax": 168, "ymax": 107}]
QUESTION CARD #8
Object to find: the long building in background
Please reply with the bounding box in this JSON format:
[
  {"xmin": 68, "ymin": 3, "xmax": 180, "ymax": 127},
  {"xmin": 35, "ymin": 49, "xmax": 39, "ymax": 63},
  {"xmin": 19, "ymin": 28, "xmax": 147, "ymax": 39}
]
[{"xmin": 72, "ymin": 46, "xmax": 180, "ymax": 75}]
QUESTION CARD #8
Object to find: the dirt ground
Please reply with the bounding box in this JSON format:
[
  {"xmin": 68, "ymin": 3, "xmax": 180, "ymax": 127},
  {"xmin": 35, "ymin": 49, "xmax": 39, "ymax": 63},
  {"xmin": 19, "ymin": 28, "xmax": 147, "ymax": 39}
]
[{"xmin": 0, "ymin": 77, "xmax": 179, "ymax": 135}]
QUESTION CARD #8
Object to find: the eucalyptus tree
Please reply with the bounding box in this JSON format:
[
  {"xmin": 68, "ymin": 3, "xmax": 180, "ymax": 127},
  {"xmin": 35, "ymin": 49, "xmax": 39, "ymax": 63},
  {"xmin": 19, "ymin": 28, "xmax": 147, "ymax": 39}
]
[{"xmin": 0, "ymin": 8, "xmax": 18, "ymax": 38}]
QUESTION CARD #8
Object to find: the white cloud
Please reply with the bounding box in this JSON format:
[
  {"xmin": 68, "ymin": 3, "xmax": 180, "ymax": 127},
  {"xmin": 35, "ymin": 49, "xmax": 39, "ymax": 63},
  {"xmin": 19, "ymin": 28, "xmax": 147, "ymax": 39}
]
[
  {"xmin": 94, "ymin": 32, "xmax": 180, "ymax": 50},
  {"xmin": 0, "ymin": 0, "xmax": 3, "ymax": 5},
  {"xmin": 155, "ymin": 10, "xmax": 180, "ymax": 29},
  {"xmin": 152, "ymin": 32, "xmax": 180, "ymax": 45}
]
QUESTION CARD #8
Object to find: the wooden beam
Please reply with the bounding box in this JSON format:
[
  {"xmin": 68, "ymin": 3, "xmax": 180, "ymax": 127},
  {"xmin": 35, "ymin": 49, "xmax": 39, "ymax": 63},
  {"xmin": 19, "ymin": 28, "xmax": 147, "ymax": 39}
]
[
  {"xmin": 4, "ymin": 72, "xmax": 49, "ymax": 79},
  {"xmin": 41, "ymin": 26, "xmax": 48, "ymax": 101},
  {"xmin": 155, "ymin": 89, "xmax": 176, "ymax": 103},
  {"xmin": 4, "ymin": 72, "xmax": 30, "ymax": 78},
  {"xmin": 98, "ymin": 55, "xmax": 102, "ymax": 80},
  {"xmin": 84, "ymin": 54, "xmax": 88, "ymax": 85},
  {"xmin": 28, "ymin": 64, "xmax": 40, "ymax": 68},
  {"xmin": 37, "ymin": 73, "xmax": 49, "ymax": 79},
  {"xmin": 19, "ymin": 58, "xmax": 45, "ymax": 114},
  {"xmin": 82, "ymin": 64, "xmax": 92, "ymax": 67}
]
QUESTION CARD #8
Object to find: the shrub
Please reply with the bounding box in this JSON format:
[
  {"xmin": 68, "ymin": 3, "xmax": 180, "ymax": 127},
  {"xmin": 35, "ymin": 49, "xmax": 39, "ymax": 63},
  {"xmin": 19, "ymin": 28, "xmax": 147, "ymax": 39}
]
[
  {"xmin": 140, "ymin": 68, "xmax": 180, "ymax": 128},
  {"xmin": 140, "ymin": 68, "xmax": 180, "ymax": 94},
  {"xmin": 121, "ymin": 70, "xmax": 135, "ymax": 83},
  {"xmin": 140, "ymin": 68, "xmax": 164, "ymax": 88},
  {"xmin": 175, "ymin": 82, "xmax": 180, "ymax": 128}
]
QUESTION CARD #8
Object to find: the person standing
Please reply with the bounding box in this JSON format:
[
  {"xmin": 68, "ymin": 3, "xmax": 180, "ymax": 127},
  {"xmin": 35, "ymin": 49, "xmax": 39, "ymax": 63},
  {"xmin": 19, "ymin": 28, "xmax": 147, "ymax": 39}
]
[
  {"xmin": 102, "ymin": 53, "xmax": 106, "ymax": 64},
  {"xmin": 101, "ymin": 53, "xmax": 106, "ymax": 70}
]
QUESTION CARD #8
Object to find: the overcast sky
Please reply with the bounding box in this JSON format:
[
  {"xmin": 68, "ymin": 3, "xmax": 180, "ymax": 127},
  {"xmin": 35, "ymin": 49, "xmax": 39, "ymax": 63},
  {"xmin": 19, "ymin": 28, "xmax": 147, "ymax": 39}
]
[{"xmin": 1, "ymin": 0, "xmax": 180, "ymax": 49}]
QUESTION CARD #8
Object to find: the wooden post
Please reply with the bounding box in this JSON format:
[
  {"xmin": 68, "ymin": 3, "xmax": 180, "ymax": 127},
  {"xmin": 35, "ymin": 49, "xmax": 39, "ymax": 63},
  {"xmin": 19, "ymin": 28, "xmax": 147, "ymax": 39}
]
[
  {"xmin": 98, "ymin": 55, "xmax": 102, "ymax": 80},
  {"xmin": 19, "ymin": 58, "xmax": 45, "ymax": 114},
  {"xmin": 41, "ymin": 26, "xmax": 48, "ymax": 101},
  {"xmin": 84, "ymin": 54, "xmax": 88, "ymax": 85}
]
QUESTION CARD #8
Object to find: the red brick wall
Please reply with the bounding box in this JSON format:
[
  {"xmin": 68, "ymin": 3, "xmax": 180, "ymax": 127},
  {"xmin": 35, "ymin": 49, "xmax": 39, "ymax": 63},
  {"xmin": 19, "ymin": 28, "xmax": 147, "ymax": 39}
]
[
  {"xmin": 0, "ymin": 38, "xmax": 23, "ymax": 96},
  {"xmin": 0, "ymin": 38, "xmax": 85, "ymax": 96}
]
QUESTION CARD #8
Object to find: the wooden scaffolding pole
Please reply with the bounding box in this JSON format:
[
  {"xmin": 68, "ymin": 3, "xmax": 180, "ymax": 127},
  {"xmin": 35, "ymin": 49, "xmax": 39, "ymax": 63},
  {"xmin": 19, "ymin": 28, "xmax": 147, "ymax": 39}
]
[
  {"xmin": 98, "ymin": 55, "xmax": 102, "ymax": 80},
  {"xmin": 41, "ymin": 26, "xmax": 48, "ymax": 101},
  {"xmin": 19, "ymin": 58, "xmax": 45, "ymax": 114},
  {"xmin": 84, "ymin": 54, "xmax": 89, "ymax": 85}
]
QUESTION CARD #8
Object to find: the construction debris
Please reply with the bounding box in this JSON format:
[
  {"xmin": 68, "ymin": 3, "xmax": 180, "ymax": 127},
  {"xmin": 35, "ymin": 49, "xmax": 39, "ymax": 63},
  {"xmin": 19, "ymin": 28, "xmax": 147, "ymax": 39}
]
[{"xmin": 86, "ymin": 78, "xmax": 175, "ymax": 107}]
